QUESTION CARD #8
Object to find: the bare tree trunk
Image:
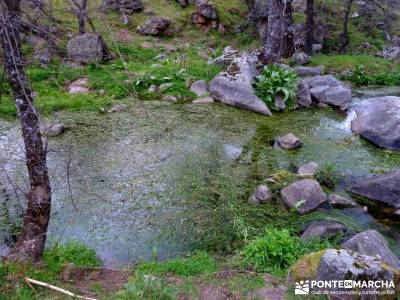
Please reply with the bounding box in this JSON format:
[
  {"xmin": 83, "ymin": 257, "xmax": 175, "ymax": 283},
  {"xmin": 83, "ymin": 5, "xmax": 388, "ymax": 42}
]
[
  {"xmin": 0, "ymin": 0, "xmax": 52, "ymax": 262},
  {"xmin": 260, "ymin": 0, "xmax": 288, "ymax": 64},
  {"xmin": 304, "ymin": 0, "xmax": 314, "ymax": 55},
  {"xmin": 339, "ymin": 0, "xmax": 354, "ymax": 53},
  {"xmin": 281, "ymin": 1, "xmax": 294, "ymax": 58}
]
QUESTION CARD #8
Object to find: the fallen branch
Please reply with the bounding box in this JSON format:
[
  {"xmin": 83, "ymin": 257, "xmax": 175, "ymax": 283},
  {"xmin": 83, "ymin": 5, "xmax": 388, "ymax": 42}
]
[{"xmin": 24, "ymin": 277, "xmax": 98, "ymax": 300}]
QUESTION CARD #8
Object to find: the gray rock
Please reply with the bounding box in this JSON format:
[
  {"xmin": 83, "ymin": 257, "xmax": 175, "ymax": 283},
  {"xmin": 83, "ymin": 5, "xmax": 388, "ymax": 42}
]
[
  {"xmin": 209, "ymin": 55, "xmax": 272, "ymax": 116},
  {"xmin": 312, "ymin": 43, "xmax": 323, "ymax": 54},
  {"xmin": 192, "ymin": 2, "xmax": 219, "ymax": 30},
  {"xmin": 379, "ymin": 46, "xmax": 400, "ymax": 60},
  {"xmin": 294, "ymin": 66, "xmax": 324, "ymax": 77},
  {"xmin": 301, "ymin": 221, "xmax": 348, "ymax": 240},
  {"xmin": 298, "ymin": 162, "xmax": 319, "ymax": 176},
  {"xmin": 316, "ymin": 249, "xmax": 399, "ymax": 294},
  {"xmin": 108, "ymin": 104, "xmax": 127, "ymax": 113},
  {"xmin": 306, "ymin": 75, "xmax": 341, "ymax": 89},
  {"xmin": 209, "ymin": 47, "xmax": 259, "ymax": 67},
  {"xmin": 163, "ymin": 95, "xmax": 178, "ymax": 102},
  {"xmin": 190, "ymin": 80, "xmax": 209, "ymax": 97},
  {"xmin": 148, "ymin": 84, "xmax": 157, "ymax": 93},
  {"xmin": 193, "ymin": 96, "xmax": 214, "ymax": 104},
  {"xmin": 274, "ymin": 95, "xmax": 286, "ymax": 110},
  {"xmin": 342, "ymin": 230, "xmax": 400, "ymax": 270},
  {"xmin": 68, "ymin": 78, "xmax": 89, "ymax": 94},
  {"xmin": 328, "ymin": 194, "xmax": 358, "ymax": 208},
  {"xmin": 159, "ymin": 82, "xmax": 174, "ymax": 92},
  {"xmin": 137, "ymin": 17, "xmax": 171, "ymax": 36},
  {"xmin": 292, "ymin": 51, "xmax": 310, "ymax": 65},
  {"xmin": 319, "ymin": 85, "xmax": 352, "ymax": 110},
  {"xmin": 351, "ymin": 96, "xmax": 400, "ymax": 150},
  {"xmin": 280, "ymin": 179, "xmax": 327, "ymax": 215},
  {"xmin": 310, "ymin": 85, "xmax": 330, "ymax": 99},
  {"xmin": 42, "ymin": 123, "xmax": 65, "ymax": 137},
  {"xmin": 348, "ymin": 170, "xmax": 400, "ymax": 209},
  {"xmin": 67, "ymin": 33, "xmax": 110, "ymax": 64},
  {"xmin": 102, "ymin": 0, "xmax": 143, "ymax": 14},
  {"xmin": 274, "ymin": 133, "xmax": 302, "ymax": 150},
  {"xmin": 296, "ymin": 80, "xmax": 312, "ymax": 107},
  {"xmin": 249, "ymin": 184, "xmax": 272, "ymax": 204}
]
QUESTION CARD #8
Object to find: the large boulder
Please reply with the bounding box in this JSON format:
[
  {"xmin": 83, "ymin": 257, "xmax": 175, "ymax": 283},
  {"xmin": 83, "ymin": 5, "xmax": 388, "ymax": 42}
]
[
  {"xmin": 378, "ymin": 46, "xmax": 400, "ymax": 60},
  {"xmin": 292, "ymin": 51, "xmax": 310, "ymax": 65},
  {"xmin": 280, "ymin": 179, "xmax": 327, "ymax": 215},
  {"xmin": 351, "ymin": 96, "xmax": 400, "ymax": 150},
  {"xmin": 348, "ymin": 170, "xmax": 400, "ymax": 209},
  {"xmin": 294, "ymin": 66, "xmax": 324, "ymax": 77},
  {"xmin": 298, "ymin": 162, "xmax": 319, "ymax": 176},
  {"xmin": 209, "ymin": 47, "xmax": 259, "ymax": 67},
  {"xmin": 137, "ymin": 17, "xmax": 171, "ymax": 36},
  {"xmin": 342, "ymin": 230, "xmax": 400, "ymax": 270},
  {"xmin": 296, "ymin": 80, "xmax": 312, "ymax": 108},
  {"xmin": 289, "ymin": 249, "xmax": 400, "ymax": 296},
  {"xmin": 306, "ymin": 75, "xmax": 352, "ymax": 110},
  {"xmin": 67, "ymin": 34, "xmax": 110, "ymax": 64},
  {"xmin": 192, "ymin": 2, "xmax": 218, "ymax": 31},
  {"xmin": 328, "ymin": 194, "xmax": 358, "ymax": 208},
  {"xmin": 209, "ymin": 55, "xmax": 271, "ymax": 116}
]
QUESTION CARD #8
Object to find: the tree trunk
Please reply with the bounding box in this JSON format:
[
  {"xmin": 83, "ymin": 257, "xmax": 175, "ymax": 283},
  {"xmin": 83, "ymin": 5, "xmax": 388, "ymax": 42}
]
[
  {"xmin": 260, "ymin": 0, "xmax": 287, "ymax": 64},
  {"xmin": 339, "ymin": 0, "xmax": 354, "ymax": 53},
  {"xmin": 281, "ymin": 0, "xmax": 294, "ymax": 58},
  {"xmin": 0, "ymin": 0, "xmax": 52, "ymax": 262},
  {"xmin": 78, "ymin": 0, "xmax": 88, "ymax": 34},
  {"xmin": 304, "ymin": 0, "xmax": 314, "ymax": 55}
]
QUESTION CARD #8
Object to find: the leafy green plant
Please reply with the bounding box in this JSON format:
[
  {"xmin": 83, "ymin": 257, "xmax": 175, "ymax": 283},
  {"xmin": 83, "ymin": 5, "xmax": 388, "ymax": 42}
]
[
  {"xmin": 253, "ymin": 65, "xmax": 298, "ymax": 111},
  {"xmin": 43, "ymin": 241, "xmax": 100, "ymax": 273},
  {"xmin": 116, "ymin": 271, "xmax": 178, "ymax": 300},
  {"xmin": 242, "ymin": 227, "xmax": 334, "ymax": 275},
  {"xmin": 137, "ymin": 251, "xmax": 216, "ymax": 277},
  {"xmin": 341, "ymin": 64, "xmax": 400, "ymax": 86},
  {"xmin": 315, "ymin": 162, "xmax": 339, "ymax": 189}
]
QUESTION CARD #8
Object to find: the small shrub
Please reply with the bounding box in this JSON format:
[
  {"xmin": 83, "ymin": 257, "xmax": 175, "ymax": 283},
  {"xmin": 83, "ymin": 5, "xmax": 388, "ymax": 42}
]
[
  {"xmin": 242, "ymin": 227, "xmax": 334, "ymax": 275},
  {"xmin": 43, "ymin": 241, "xmax": 100, "ymax": 273},
  {"xmin": 137, "ymin": 251, "xmax": 216, "ymax": 277},
  {"xmin": 315, "ymin": 162, "xmax": 339, "ymax": 189},
  {"xmin": 341, "ymin": 64, "xmax": 400, "ymax": 86},
  {"xmin": 253, "ymin": 65, "xmax": 298, "ymax": 111},
  {"xmin": 116, "ymin": 271, "xmax": 178, "ymax": 300}
]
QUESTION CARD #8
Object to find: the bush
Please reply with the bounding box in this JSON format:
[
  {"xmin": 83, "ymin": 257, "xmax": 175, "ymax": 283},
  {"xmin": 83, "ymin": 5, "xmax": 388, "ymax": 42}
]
[
  {"xmin": 253, "ymin": 65, "xmax": 298, "ymax": 111},
  {"xmin": 242, "ymin": 227, "xmax": 334, "ymax": 275},
  {"xmin": 43, "ymin": 241, "xmax": 100, "ymax": 273},
  {"xmin": 341, "ymin": 64, "xmax": 400, "ymax": 86},
  {"xmin": 315, "ymin": 162, "xmax": 339, "ymax": 190},
  {"xmin": 116, "ymin": 272, "xmax": 178, "ymax": 300}
]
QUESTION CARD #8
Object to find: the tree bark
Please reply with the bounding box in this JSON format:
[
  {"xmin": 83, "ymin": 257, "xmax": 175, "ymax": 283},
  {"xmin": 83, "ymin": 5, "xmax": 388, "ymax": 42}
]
[
  {"xmin": 304, "ymin": 0, "xmax": 314, "ymax": 55},
  {"xmin": 281, "ymin": 1, "xmax": 294, "ymax": 58},
  {"xmin": 260, "ymin": 0, "xmax": 289, "ymax": 64},
  {"xmin": 0, "ymin": 0, "xmax": 52, "ymax": 262},
  {"xmin": 339, "ymin": 0, "xmax": 354, "ymax": 53}
]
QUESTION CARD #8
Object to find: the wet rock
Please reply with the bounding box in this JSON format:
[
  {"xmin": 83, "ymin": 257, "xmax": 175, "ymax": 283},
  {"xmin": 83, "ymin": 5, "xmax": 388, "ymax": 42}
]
[
  {"xmin": 274, "ymin": 133, "xmax": 302, "ymax": 150},
  {"xmin": 67, "ymin": 34, "xmax": 110, "ymax": 64},
  {"xmin": 108, "ymin": 104, "xmax": 127, "ymax": 113},
  {"xmin": 163, "ymin": 95, "xmax": 178, "ymax": 102},
  {"xmin": 68, "ymin": 78, "xmax": 89, "ymax": 94},
  {"xmin": 190, "ymin": 80, "xmax": 209, "ymax": 97},
  {"xmin": 342, "ymin": 230, "xmax": 400, "ymax": 270},
  {"xmin": 301, "ymin": 221, "xmax": 348, "ymax": 240},
  {"xmin": 159, "ymin": 82, "xmax": 174, "ymax": 93},
  {"xmin": 249, "ymin": 184, "xmax": 272, "ymax": 204},
  {"xmin": 193, "ymin": 96, "xmax": 214, "ymax": 104},
  {"xmin": 102, "ymin": 0, "xmax": 143, "ymax": 14},
  {"xmin": 296, "ymin": 80, "xmax": 312, "ymax": 108},
  {"xmin": 192, "ymin": 2, "xmax": 218, "ymax": 31},
  {"xmin": 137, "ymin": 17, "xmax": 171, "ymax": 36},
  {"xmin": 42, "ymin": 123, "xmax": 65, "ymax": 137},
  {"xmin": 209, "ymin": 54, "xmax": 271, "ymax": 116},
  {"xmin": 351, "ymin": 96, "xmax": 400, "ymax": 150},
  {"xmin": 348, "ymin": 170, "xmax": 400, "ymax": 209},
  {"xmin": 298, "ymin": 162, "xmax": 319, "ymax": 176},
  {"xmin": 292, "ymin": 51, "xmax": 310, "ymax": 65},
  {"xmin": 294, "ymin": 66, "xmax": 324, "ymax": 77},
  {"xmin": 280, "ymin": 179, "xmax": 327, "ymax": 215},
  {"xmin": 328, "ymin": 194, "xmax": 358, "ymax": 208}
]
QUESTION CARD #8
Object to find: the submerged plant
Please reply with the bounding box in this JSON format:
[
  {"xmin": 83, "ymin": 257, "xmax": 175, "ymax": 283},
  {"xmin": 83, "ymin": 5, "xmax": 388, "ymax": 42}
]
[
  {"xmin": 253, "ymin": 65, "xmax": 298, "ymax": 111},
  {"xmin": 315, "ymin": 162, "xmax": 340, "ymax": 190}
]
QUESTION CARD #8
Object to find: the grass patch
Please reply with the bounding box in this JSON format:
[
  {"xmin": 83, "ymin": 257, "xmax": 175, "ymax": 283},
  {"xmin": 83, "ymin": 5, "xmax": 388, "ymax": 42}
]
[
  {"xmin": 309, "ymin": 55, "xmax": 394, "ymax": 74},
  {"xmin": 137, "ymin": 251, "xmax": 217, "ymax": 277}
]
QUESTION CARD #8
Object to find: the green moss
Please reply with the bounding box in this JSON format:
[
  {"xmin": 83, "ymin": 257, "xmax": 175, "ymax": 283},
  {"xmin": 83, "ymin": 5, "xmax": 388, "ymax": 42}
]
[{"xmin": 288, "ymin": 250, "xmax": 325, "ymax": 283}]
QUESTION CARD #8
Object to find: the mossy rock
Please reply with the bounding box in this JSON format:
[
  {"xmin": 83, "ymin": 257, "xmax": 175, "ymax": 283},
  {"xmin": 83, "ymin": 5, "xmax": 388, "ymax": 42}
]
[{"xmin": 287, "ymin": 250, "xmax": 325, "ymax": 283}]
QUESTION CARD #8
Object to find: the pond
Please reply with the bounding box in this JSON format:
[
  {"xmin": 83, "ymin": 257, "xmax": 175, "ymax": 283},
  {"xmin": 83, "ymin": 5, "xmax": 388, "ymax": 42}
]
[{"xmin": 1, "ymin": 87, "xmax": 400, "ymax": 267}]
